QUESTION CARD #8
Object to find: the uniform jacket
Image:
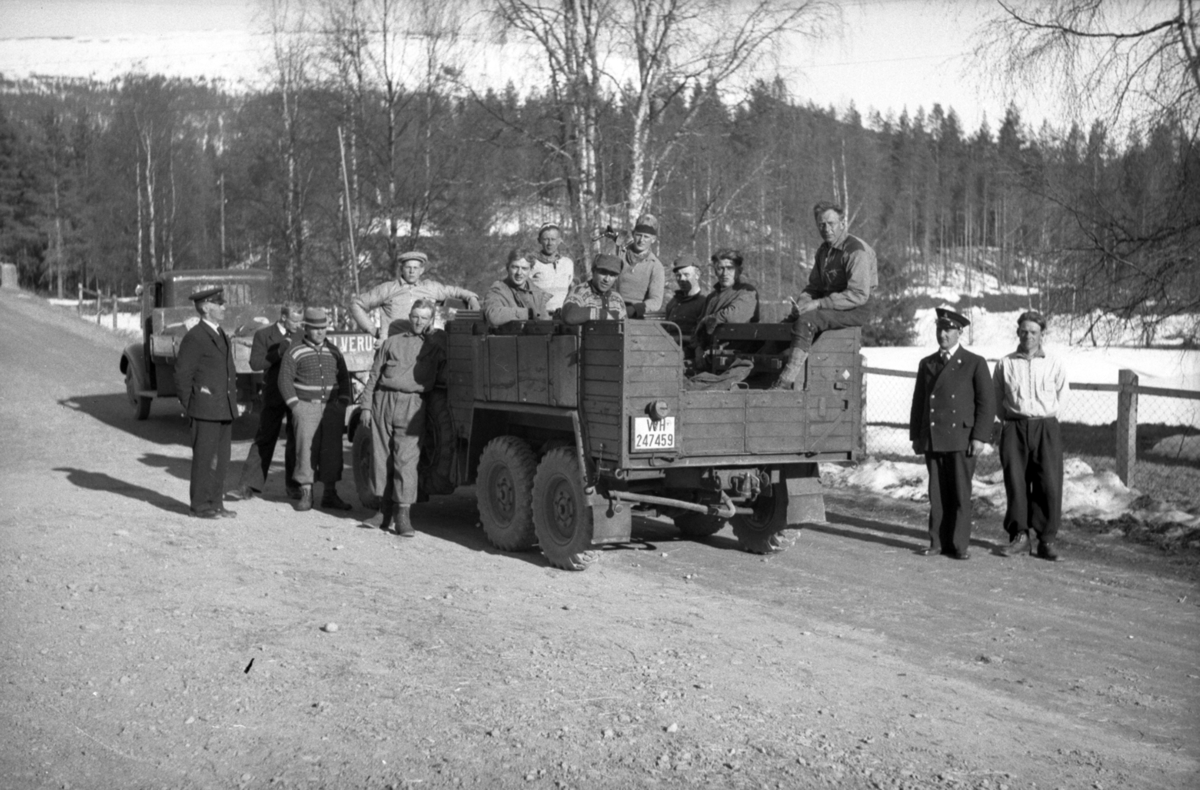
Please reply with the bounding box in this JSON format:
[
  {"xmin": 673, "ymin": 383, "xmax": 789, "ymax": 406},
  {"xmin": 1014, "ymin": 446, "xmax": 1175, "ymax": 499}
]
[
  {"xmin": 909, "ymin": 346, "xmax": 996, "ymax": 453},
  {"xmin": 175, "ymin": 320, "xmax": 238, "ymax": 421},
  {"xmin": 249, "ymin": 322, "xmax": 300, "ymax": 407}
]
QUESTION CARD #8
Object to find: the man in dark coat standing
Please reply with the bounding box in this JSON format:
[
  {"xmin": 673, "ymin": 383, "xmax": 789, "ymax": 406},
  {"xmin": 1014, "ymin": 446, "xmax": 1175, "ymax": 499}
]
[
  {"xmin": 231, "ymin": 303, "xmax": 303, "ymax": 501},
  {"xmin": 175, "ymin": 287, "xmax": 240, "ymax": 519},
  {"xmin": 910, "ymin": 308, "xmax": 996, "ymax": 559}
]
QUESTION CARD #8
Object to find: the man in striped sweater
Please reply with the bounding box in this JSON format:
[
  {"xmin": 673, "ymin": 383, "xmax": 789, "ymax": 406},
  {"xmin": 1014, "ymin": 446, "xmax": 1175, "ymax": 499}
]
[{"xmin": 279, "ymin": 307, "xmax": 353, "ymax": 513}]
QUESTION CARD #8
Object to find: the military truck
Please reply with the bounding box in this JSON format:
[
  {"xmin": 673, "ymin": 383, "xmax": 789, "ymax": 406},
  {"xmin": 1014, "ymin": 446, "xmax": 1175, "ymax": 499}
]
[
  {"xmin": 119, "ymin": 269, "xmax": 283, "ymax": 419},
  {"xmin": 354, "ymin": 315, "xmax": 863, "ymax": 570}
]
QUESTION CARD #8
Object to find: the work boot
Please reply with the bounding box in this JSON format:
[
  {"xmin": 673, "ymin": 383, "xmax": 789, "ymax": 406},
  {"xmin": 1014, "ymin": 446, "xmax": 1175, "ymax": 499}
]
[
  {"xmin": 361, "ymin": 500, "xmax": 393, "ymax": 531},
  {"xmin": 999, "ymin": 530, "xmax": 1029, "ymax": 557},
  {"xmin": 692, "ymin": 344, "xmax": 708, "ymax": 373},
  {"xmin": 228, "ymin": 485, "xmax": 257, "ymax": 501},
  {"xmin": 769, "ymin": 346, "xmax": 808, "ymax": 390},
  {"xmin": 321, "ymin": 485, "xmax": 353, "ymax": 511},
  {"xmin": 395, "ymin": 505, "xmax": 415, "ymax": 538},
  {"xmin": 1036, "ymin": 541, "xmax": 1061, "ymax": 562},
  {"xmin": 286, "ymin": 485, "xmax": 302, "ymax": 501},
  {"xmin": 295, "ymin": 484, "xmax": 313, "ymax": 512}
]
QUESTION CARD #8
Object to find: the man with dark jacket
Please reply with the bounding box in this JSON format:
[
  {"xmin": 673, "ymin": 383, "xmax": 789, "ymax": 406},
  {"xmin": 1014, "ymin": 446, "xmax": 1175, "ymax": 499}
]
[
  {"xmin": 662, "ymin": 253, "xmax": 707, "ymax": 339},
  {"xmin": 231, "ymin": 303, "xmax": 303, "ymax": 500},
  {"xmin": 175, "ymin": 287, "xmax": 239, "ymax": 519},
  {"xmin": 279, "ymin": 307, "xmax": 353, "ymax": 513},
  {"xmin": 910, "ymin": 308, "xmax": 996, "ymax": 560},
  {"xmin": 692, "ymin": 248, "xmax": 759, "ymax": 370},
  {"xmin": 482, "ymin": 250, "xmax": 554, "ymax": 327}
]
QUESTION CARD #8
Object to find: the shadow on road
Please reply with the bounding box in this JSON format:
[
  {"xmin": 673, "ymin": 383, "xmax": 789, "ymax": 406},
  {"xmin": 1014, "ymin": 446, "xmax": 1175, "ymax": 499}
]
[
  {"xmin": 57, "ymin": 393, "xmax": 258, "ymax": 446},
  {"xmin": 139, "ymin": 453, "xmax": 192, "ymax": 481},
  {"xmin": 54, "ymin": 467, "xmax": 189, "ymax": 515}
]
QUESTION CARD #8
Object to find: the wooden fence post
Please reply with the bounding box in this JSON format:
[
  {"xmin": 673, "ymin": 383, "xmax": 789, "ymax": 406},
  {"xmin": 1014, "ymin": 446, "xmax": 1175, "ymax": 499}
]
[{"xmin": 1115, "ymin": 369, "xmax": 1138, "ymax": 486}]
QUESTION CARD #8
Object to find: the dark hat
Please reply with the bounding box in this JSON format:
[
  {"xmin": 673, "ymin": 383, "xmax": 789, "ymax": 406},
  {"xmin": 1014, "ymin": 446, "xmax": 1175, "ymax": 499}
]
[
  {"xmin": 592, "ymin": 253, "xmax": 624, "ymax": 275},
  {"xmin": 632, "ymin": 213, "xmax": 659, "ymax": 236},
  {"xmin": 189, "ymin": 287, "xmax": 224, "ymax": 304},
  {"xmin": 303, "ymin": 307, "xmax": 330, "ymax": 328},
  {"xmin": 935, "ymin": 307, "xmax": 970, "ymax": 330},
  {"xmin": 397, "ymin": 250, "xmax": 428, "ymax": 265},
  {"xmin": 672, "ymin": 253, "xmax": 701, "ymax": 272}
]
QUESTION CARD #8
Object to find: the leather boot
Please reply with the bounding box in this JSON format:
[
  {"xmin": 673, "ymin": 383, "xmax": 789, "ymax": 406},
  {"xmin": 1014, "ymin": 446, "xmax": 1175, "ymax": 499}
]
[
  {"xmin": 999, "ymin": 530, "xmax": 1029, "ymax": 557},
  {"xmin": 295, "ymin": 484, "xmax": 313, "ymax": 512},
  {"xmin": 361, "ymin": 499, "xmax": 393, "ymax": 531},
  {"xmin": 770, "ymin": 346, "xmax": 808, "ymax": 390},
  {"xmin": 692, "ymin": 344, "xmax": 707, "ymax": 373},
  {"xmin": 321, "ymin": 486, "xmax": 353, "ymax": 511},
  {"xmin": 395, "ymin": 505, "xmax": 415, "ymax": 537}
]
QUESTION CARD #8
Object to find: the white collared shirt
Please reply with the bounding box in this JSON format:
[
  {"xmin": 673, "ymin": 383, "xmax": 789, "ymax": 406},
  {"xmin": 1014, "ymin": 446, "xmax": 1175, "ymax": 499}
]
[{"xmin": 993, "ymin": 348, "xmax": 1067, "ymax": 418}]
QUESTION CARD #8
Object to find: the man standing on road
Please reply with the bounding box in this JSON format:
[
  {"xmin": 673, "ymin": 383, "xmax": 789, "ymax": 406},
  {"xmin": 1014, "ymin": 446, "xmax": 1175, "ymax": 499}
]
[
  {"xmin": 349, "ymin": 251, "xmax": 481, "ymax": 343},
  {"xmin": 615, "ymin": 212, "xmax": 666, "ymax": 318},
  {"xmin": 231, "ymin": 303, "xmax": 303, "ymax": 501},
  {"xmin": 662, "ymin": 253, "xmax": 707, "ymax": 340},
  {"xmin": 562, "ymin": 254, "xmax": 628, "ymax": 325},
  {"xmin": 910, "ymin": 308, "xmax": 996, "ymax": 560},
  {"xmin": 279, "ymin": 307, "xmax": 353, "ymax": 513},
  {"xmin": 482, "ymin": 249, "xmax": 554, "ymax": 327},
  {"xmin": 993, "ymin": 310, "xmax": 1068, "ymax": 562},
  {"xmin": 174, "ymin": 287, "xmax": 239, "ymax": 519},
  {"xmin": 359, "ymin": 299, "xmax": 445, "ymax": 537},
  {"xmin": 772, "ymin": 202, "xmax": 877, "ymax": 389},
  {"xmin": 528, "ymin": 223, "xmax": 574, "ymax": 312}
]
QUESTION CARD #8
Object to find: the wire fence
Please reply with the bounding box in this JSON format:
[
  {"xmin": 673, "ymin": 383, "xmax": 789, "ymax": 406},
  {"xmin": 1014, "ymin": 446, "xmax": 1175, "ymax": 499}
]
[{"xmin": 862, "ymin": 367, "xmax": 1200, "ymax": 511}]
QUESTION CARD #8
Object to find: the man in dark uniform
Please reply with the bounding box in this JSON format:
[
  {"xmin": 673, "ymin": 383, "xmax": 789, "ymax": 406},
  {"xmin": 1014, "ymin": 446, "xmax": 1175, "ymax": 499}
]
[
  {"xmin": 231, "ymin": 303, "xmax": 303, "ymax": 501},
  {"xmin": 909, "ymin": 308, "xmax": 996, "ymax": 559},
  {"xmin": 175, "ymin": 287, "xmax": 239, "ymax": 519},
  {"xmin": 662, "ymin": 253, "xmax": 707, "ymax": 338}
]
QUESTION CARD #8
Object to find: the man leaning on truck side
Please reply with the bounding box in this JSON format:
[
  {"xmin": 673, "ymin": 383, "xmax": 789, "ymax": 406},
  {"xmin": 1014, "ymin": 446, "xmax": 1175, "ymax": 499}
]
[
  {"xmin": 230, "ymin": 303, "xmax": 303, "ymax": 501},
  {"xmin": 174, "ymin": 287, "xmax": 239, "ymax": 519},
  {"xmin": 772, "ymin": 201, "xmax": 878, "ymax": 389},
  {"xmin": 482, "ymin": 249, "xmax": 554, "ymax": 327},
  {"xmin": 349, "ymin": 250, "xmax": 481, "ymax": 343}
]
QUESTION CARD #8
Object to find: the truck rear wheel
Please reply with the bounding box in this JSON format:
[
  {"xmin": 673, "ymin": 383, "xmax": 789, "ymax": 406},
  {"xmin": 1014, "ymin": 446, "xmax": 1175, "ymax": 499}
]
[
  {"xmin": 125, "ymin": 368, "xmax": 152, "ymax": 420},
  {"xmin": 731, "ymin": 482, "xmax": 796, "ymax": 554},
  {"xmin": 477, "ymin": 436, "xmax": 538, "ymax": 551},
  {"xmin": 532, "ymin": 448, "xmax": 597, "ymax": 571},
  {"xmin": 673, "ymin": 512, "xmax": 726, "ymax": 538}
]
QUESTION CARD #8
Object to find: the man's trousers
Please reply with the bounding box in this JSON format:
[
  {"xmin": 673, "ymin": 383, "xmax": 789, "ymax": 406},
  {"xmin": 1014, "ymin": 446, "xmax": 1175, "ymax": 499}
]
[
  {"xmin": 369, "ymin": 391, "xmax": 425, "ymax": 506},
  {"xmin": 291, "ymin": 400, "xmax": 345, "ymax": 485},
  {"xmin": 999, "ymin": 416, "xmax": 1063, "ymax": 543},
  {"xmin": 237, "ymin": 399, "xmax": 296, "ymax": 492},
  {"xmin": 190, "ymin": 418, "xmax": 232, "ymax": 514},
  {"xmin": 925, "ymin": 450, "xmax": 977, "ymax": 555},
  {"xmin": 789, "ymin": 302, "xmax": 871, "ymax": 347}
]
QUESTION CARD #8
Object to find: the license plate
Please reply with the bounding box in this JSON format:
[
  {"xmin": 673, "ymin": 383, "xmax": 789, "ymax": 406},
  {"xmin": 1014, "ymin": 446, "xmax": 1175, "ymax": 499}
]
[{"xmin": 632, "ymin": 416, "xmax": 675, "ymax": 451}]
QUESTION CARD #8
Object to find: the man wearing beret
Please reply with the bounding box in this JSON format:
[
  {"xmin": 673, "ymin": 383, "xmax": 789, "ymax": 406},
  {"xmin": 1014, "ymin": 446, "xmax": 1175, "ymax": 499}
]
[
  {"xmin": 528, "ymin": 223, "xmax": 575, "ymax": 313},
  {"xmin": 615, "ymin": 212, "xmax": 666, "ymax": 318},
  {"xmin": 349, "ymin": 250, "xmax": 481, "ymax": 343},
  {"xmin": 773, "ymin": 201, "xmax": 878, "ymax": 389},
  {"xmin": 562, "ymin": 254, "xmax": 628, "ymax": 325},
  {"xmin": 279, "ymin": 307, "xmax": 353, "ymax": 513},
  {"xmin": 174, "ymin": 287, "xmax": 239, "ymax": 519},
  {"xmin": 662, "ymin": 253, "xmax": 707, "ymax": 339},
  {"xmin": 482, "ymin": 248, "xmax": 554, "ymax": 327},
  {"xmin": 910, "ymin": 308, "xmax": 996, "ymax": 559}
]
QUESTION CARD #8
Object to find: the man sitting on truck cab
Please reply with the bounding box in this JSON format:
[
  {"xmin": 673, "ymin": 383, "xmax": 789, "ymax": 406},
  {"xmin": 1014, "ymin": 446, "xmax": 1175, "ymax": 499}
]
[
  {"xmin": 561, "ymin": 254, "xmax": 628, "ymax": 325},
  {"xmin": 691, "ymin": 248, "xmax": 759, "ymax": 370},
  {"xmin": 349, "ymin": 250, "xmax": 481, "ymax": 343},
  {"xmin": 482, "ymin": 249, "xmax": 554, "ymax": 327}
]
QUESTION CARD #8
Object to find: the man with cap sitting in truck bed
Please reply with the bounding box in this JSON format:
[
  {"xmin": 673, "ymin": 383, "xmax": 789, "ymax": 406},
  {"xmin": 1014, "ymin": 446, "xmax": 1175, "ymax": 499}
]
[
  {"xmin": 561, "ymin": 254, "xmax": 628, "ymax": 325},
  {"xmin": 662, "ymin": 253, "xmax": 707, "ymax": 340},
  {"xmin": 909, "ymin": 307, "xmax": 996, "ymax": 561},
  {"xmin": 279, "ymin": 307, "xmax": 354, "ymax": 513},
  {"xmin": 482, "ymin": 248, "xmax": 554, "ymax": 327},
  {"xmin": 175, "ymin": 286, "xmax": 239, "ymax": 519},
  {"xmin": 615, "ymin": 212, "xmax": 666, "ymax": 318},
  {"xmin": 692, "ymin": 248, "xmax": 759, "ymax": 370},
  {"xmin": 349, "ymin": 250, "xmax": 481, "ymax": 343}
]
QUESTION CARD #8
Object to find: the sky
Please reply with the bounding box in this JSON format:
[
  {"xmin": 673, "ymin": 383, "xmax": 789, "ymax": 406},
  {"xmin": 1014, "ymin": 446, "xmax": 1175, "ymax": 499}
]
[{"xmin": 0, "ymin": 0, "xmax": 1051, "ymax": 132}]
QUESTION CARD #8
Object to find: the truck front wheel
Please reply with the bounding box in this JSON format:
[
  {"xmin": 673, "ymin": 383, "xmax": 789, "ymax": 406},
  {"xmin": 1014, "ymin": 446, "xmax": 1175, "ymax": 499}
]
[
  {"xmin": 532, "ymin": 448, "xmax": 596, "ymax": 571},
  {"xmin": 731, "ymin": 482, "xmax": 797, "ymax": 555},
  {"xmin": 477, "ymin": 436, "xmax": 539, "ymax": 551},
  {"xmin": 125, "ymin": 368, "xmax": 152, "ymax": 420}
]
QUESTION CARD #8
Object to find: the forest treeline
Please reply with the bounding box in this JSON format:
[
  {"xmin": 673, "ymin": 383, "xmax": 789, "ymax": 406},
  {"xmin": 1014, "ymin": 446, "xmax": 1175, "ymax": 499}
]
[{"xmin": 0, "ymin": 71, "xmax": 1196, "ymax": 344}]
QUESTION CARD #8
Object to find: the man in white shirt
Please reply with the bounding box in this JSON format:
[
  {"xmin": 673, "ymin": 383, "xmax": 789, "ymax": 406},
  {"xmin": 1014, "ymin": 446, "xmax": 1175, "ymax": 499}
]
[
  {"xmin": 993, "ymin": 310, "xmax": 1068, "ymax": 561},
  {"xmin": 528, "ymin": 223, "xmax": 575, "ymax": 312}
]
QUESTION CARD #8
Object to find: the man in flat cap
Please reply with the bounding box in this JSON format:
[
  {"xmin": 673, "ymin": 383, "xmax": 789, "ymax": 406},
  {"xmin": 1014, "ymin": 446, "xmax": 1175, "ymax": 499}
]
[
  {"xmin": 910, "ymin": 308, "xmax": 996, "ymax": 560},
  {"xmin": 773, "ymin": 201, "xmax": 878, "ymax": 389},
  {"xmin": 175, "ymin": 287, "xmax": 239, "ymax": 519},
  {"xmin": 692, "ymin": 248, "xmax": 759, "ymax": 370},
  {"xmin": 662, "ymin": 253, "xmax": 707, "ymax": 339},
  {"xmin": 562, "ymin": 254, "xmax": 628, "ymax": 325},
  {"xmin": 349, "ymin": 250, "xmax": 481, "ymax": 343},
  {"xmin": 615, "ymin": 212, "xmax": 665, "ymax": 318},
  {"xmin": 528, "ymin": 223, "xmax": 575, "ymax": 312},
  {"xmin": 993, "ymin": 310, "xmax": 1067, "ymax": 561},
  {"xmin": 279, "ymin": 307, "xmax": 353, "ymax": 513},
  {"xmin": 482, "ymin": 248, "xmax": 554, "ymax": 327}
]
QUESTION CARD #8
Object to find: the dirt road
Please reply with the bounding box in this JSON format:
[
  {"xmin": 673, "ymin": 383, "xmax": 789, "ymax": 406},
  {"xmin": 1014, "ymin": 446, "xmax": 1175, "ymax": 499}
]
[{"xmin": 2, "ymin": 289, "xmax": 1197, "ymax": 790}]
